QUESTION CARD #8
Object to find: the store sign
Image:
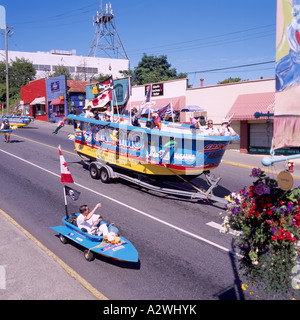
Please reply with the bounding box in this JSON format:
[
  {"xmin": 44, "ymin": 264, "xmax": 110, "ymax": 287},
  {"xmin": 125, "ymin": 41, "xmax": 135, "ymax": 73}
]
[
  {"xmin": 51, "ymin": 81, "xmax": 60, "ymax": 92},
  {"xmin": 151, "ymin": 83, "xmax": 163, "ymax": 97}
]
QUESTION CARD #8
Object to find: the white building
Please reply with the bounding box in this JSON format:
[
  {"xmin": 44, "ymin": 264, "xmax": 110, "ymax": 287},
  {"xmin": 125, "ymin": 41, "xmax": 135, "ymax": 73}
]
[{"xmin": 0, "ymin": 49, "xmax": 129, "ymax": 80}]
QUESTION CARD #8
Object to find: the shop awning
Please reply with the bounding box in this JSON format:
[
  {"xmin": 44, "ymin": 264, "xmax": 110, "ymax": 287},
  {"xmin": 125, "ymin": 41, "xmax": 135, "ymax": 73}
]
[
  {"xmin": 31, "ymin": 97, "xmax": 45, "ymax": 105},
  {"xmin": 227, "ymin": 92, "xmax": 275, "ymax": 121},
  {"xmin": 50, "ymin": 98, "xmax": 64, "ymax": 106}
]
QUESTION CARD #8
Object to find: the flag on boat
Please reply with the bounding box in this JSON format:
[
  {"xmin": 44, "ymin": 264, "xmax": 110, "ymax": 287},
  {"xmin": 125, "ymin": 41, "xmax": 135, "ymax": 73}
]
[
  {"xmin": 123, "ymin": 77, "xmax": 132, "ymax": 108},
  {"xmin": 64, "ymin": 185, "xmax": 80, "ymax": 201},
  {"xmin": 145, "ymin": 84, "xmax": 152, "ymax": 103},
  {"xmin": 92, "ymin": 90, "xmax": 112, "ymax": 107},
  {"xmin": 58, "ymin": 145, "xmax": 74, "ymax": 183},
  {"xmin": 96, "ymin": 76, "xmax": 114, "ymax": 95},
  {"xmin": 156, "ymin": 103, "xmax": 172, "ymax": 120}
]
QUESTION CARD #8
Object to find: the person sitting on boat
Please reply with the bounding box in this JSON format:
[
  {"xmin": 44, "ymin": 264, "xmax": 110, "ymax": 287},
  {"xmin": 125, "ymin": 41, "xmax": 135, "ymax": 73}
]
[
  {"xmin": 77, "ymin": 203, "xmax": 115, "ymax": 240},
  {"xmin": 103, "ymin": 114, "xmax": 111, "ymax": 122},
  {"xmin": 93, "ymin": 110, "xmax": 100, "ymax": 120},
  {"xmin": 85, "ymin": 106, "xmax": 94, "ymax": 119},
  {"xmin": 219, "ymin": 119, "xmax": 237, "ymax": 136},
  {"xmin": 199, "ymin": 116, "xmax": 206, "ymax": 126},
  {"xmin": 131, "ymin": 107, "xmax": 140, "ymax": 127},
  {"xmin": 1, "ymin": 118, "xmax": 11, "ymax": 143},
  {"xmin": 104, "ymin": 105, "xmax": 114, "ymax": 121},
  {"xmin": 205, "ymin": 119, "xmax": 219, "ymax": 136}
]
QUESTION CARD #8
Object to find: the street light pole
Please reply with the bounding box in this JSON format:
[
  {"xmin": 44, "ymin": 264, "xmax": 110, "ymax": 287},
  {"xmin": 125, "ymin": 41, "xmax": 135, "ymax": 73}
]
[{"xmin": 5, "ymin": 24, "xmax": 9, "ymax": 114}]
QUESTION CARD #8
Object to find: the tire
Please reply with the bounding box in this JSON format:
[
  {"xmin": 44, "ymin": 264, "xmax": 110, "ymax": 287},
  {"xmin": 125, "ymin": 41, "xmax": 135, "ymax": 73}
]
[
  {"xmin": 100, "ymin": 167, "xmax": 111, "ymax": 183},
  {"xmin": 59, "ymin": 234, "xmax": 68, "ymax": 244},
  {"xmin": 89, "ymin": 163, "xmax": 100, "ymax": 179},
  {"xmin": 84, "ymin": 249, "xmax": 94, "ymax": 261}
]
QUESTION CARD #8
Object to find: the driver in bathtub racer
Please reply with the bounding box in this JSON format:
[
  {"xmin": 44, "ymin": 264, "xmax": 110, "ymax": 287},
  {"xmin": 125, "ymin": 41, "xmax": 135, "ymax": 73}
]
[{"xmin": 77, "ymin": 203, "xmax": 116, "ymax": 242}]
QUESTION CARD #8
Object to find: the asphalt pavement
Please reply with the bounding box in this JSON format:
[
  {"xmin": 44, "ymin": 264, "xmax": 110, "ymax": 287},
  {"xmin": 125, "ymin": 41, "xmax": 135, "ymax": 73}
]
[{"xmin": 1, "ymin": 120, "xmax": 300, "ymax": 300}]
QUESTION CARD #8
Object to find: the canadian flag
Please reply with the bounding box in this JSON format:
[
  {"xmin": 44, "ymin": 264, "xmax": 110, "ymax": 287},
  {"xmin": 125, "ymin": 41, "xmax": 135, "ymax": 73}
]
[
  {"xmin": 92, "ymin": 90, "xmax": 112, "ymax": 107},
  {"xmin": 58, "ymin": 145, "xmax": 74, "ymax": 183}
]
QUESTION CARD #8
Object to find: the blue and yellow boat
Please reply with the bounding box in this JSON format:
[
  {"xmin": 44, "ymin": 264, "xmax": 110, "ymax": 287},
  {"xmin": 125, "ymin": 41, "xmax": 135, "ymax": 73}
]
[
  {"xmin": 2, "ymin": 115, "xmax": 33, "ymax": 128},
  {"xmin": 67, "ymin": 114, "xmax": 239, "ymax": 179}
]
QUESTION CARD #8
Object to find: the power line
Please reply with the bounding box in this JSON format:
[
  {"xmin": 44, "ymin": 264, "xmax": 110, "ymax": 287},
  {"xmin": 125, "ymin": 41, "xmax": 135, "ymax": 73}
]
[{"xmin": 187, "ymin": 60, "xmax": 275, "ymax": 74}]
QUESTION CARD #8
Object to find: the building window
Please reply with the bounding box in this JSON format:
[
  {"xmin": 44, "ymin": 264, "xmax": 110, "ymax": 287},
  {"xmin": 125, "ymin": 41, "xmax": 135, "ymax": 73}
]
[
  {"xmin": 33, "ymin": 64, "xmax": 51, "ymax": 71},
  {"xmin": 54, "ymin": 105, "xmax": 65, "ymax": 116},
  {"xmin": 76, "ymin": 66, "xmax": 98, "ymax": 73},
  {"xmin": 53, "ymin": 65, "xmax": 75, "ymax": 73},
  {"xmin": 36, "ymin": 104, "xmax": 46, "ymax": 115}
]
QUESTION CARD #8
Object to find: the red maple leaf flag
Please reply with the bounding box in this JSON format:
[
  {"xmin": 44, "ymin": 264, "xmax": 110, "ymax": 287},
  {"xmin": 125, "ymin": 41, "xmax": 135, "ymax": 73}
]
[{"xmin": 58, "ymin": 145, "xmax": 74, "ymax": 183}]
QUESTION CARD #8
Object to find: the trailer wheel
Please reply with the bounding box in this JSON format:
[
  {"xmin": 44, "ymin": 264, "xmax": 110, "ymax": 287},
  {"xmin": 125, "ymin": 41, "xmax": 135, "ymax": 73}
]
[
  {"xmin": 84, "ymin": 249, "xmax": 94, "ymax": 261},
  {"xmin": 100, "ymin": 167, "xmax": 111, "ymax": 183},
  {"xmin": 59, "ymin": 234, "xmax": 68, "ymax": 244},
  {"xmin": 89, "ymin": 163, "xmax": 100, "ymax": 179}
]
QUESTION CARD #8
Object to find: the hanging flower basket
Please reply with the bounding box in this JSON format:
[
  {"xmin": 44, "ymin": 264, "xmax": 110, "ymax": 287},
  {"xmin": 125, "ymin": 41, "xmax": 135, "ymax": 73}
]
[{"xmin": 222, "ymin": 168, "xmax": 300, "ymax": 297}]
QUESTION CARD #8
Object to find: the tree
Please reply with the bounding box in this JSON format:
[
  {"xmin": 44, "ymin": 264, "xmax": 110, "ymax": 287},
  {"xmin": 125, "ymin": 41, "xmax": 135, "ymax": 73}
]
[
  {"xmin": 9, "ymin": 57, "xmax": 36, "ymax": 88},
  {"xmin": 52, "ymin": 64, "xmax": 71, "ymax": 79},
  {"xmin": 0, "ymin": 57, "xmax": 36, "ymax": 110},
  {"xmin": 124, "ymin": 54, "xmax": 187, "ymax": 85},
  {"xmin": 217, "ymin": 77, "xmax": 242, "ymax": 84}
]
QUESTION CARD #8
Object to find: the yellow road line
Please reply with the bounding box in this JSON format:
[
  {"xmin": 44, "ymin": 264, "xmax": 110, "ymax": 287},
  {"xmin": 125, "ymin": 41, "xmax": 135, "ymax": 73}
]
[
  {"xmin": 12, "ymin": 133, "xmax": 77, "ymax": 156},
  {"xmin": 0, "ymin": 208, "xmax": 108, "ymax": 300},
  {"xmin": 222, "ymin": 160, "xmax": 300, "ymax": 180}
]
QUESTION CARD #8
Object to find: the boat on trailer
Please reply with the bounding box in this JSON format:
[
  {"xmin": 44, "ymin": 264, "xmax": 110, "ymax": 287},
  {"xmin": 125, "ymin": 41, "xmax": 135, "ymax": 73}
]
[
  {"xmin": 1, "ymin": 115, "xmax": 33, "ymax": 128},
  {"xmin": 67, "ymin": 113, "xmax": 239, "ymax": 203}
]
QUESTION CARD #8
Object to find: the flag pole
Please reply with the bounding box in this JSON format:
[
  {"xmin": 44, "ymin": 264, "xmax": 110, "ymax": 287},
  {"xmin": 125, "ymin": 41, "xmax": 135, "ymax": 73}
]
[{"xmin": 63, "ymin": 185, "xmax": 69, "ymax": 219}]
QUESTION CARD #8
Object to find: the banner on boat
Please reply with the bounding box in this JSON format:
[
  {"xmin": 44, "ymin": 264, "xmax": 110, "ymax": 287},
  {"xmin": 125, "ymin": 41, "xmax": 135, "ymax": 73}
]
[{"xmin": 273, "ymin": 0, "xmax": 300, "ymax": 149}]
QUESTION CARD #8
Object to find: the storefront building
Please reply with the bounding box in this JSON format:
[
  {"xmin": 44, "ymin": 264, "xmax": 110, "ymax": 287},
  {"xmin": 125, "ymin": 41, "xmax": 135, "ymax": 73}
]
[
  {"xmin": 20, "ymin": 78, "xmax": 47, "ymax": 121},
  {"xmin": 67, "ymin": 80, "xmax": 87, "ymax": 114},
  {"xmin": 45, "ymin": 75, "xmax": 68, "ymax": 123}
]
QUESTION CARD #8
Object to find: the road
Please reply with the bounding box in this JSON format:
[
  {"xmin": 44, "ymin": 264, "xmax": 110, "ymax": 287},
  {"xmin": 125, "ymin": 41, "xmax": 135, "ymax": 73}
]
[{"xmin": 0, "ymin": 120, "xmax": 264, "ymax": 300}]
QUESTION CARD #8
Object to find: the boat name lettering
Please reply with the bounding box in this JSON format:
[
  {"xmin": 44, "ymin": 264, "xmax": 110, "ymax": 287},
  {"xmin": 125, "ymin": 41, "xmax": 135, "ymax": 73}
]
[{"xmin": 202, "ymin": 143, "xmax": 228, "ymax": 152}]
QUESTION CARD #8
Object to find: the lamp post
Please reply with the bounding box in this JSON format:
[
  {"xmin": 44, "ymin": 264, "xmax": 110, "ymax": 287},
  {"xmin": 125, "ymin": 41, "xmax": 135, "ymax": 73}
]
[
  {"xmin": 0, "ymin": 5, "xmax": 6, "ymax": 116},
  {"xmin": 5, "ymin": 24, "xmax": 9, "ymax": 114}
]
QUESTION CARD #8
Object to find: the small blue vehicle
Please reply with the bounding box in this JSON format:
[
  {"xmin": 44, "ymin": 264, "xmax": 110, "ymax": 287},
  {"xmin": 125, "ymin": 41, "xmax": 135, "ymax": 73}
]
[{"xmin": 51, "ymin": 214, "xmax": 139, "ymax": 263}]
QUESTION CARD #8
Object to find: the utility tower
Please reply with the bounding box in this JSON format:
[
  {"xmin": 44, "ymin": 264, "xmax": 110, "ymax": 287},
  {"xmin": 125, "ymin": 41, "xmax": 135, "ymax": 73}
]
[{"xmin": 88, "ymin": 1, "xmax": 128, "ymax": 59}]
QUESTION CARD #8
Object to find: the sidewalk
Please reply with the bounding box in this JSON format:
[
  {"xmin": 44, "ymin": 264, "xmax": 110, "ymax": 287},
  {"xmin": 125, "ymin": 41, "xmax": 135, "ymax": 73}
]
[
  {"xmin": 222, "ymin": 149, "xmax": 300, "ymax": 178},
  {"xmin": 0, "ymin": 210, "xmax": 104, "ymax": 300}
]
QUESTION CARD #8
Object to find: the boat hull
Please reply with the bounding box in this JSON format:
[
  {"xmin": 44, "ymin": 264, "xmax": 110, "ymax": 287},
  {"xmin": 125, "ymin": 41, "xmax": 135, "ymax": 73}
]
[
  {"xmin": 68, "ymin": 115, "xmax": 239, "ymax": 177},
  {"xmin": 2, "ymin": 115, "xmax": 31, "ymax": 127}
]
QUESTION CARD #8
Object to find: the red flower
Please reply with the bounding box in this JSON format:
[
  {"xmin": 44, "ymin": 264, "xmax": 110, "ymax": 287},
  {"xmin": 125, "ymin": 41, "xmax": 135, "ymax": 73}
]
[
  {"xmin": 249, "ymin": 186, "xmax": 254, "ymax": 191},
  {"xmin": 267, "ymin": 209, "xmax": 273, "ymax": 216},
  {"xmin": 249, "ymin": 192, "xmax": 253, "ymax": 197},
  {"xmin": 254, "ymin": 211, "xmax": 260, "ymax": 217},
  {"xmin": 280, "ymin": 200, "xmax": 285, "ymax": 205},
  {"xmin": 292, "ymin": 236, "xmax": 297, "ymax": 242},
  {"xmin": 285, "ymin": 232, "xmax": 292, "ymax": 240},
  {"xmin": 279, "ymin": 234, "xmax": 285, "ymax": 240},
  {"xmin": 279, "ymin": 228, "xmax": 286, "ymax": 234},
  {"xmin": 295, "ymin": 213, "xmax": 300, "ymax": 220},
  {"xmin": 253, "ymin": 204, "xmax": 257, "ymax": 210},
  {"xmin": 272, "ymin": 235, "xmax": 278, "ymax": 241},
  {"xmin": 242, "ymin": 203, "xmax": 247, "ymax": 208},
  {"xmin": 297, "ymin": 206, "xmax": 300, "ymax": 212}
]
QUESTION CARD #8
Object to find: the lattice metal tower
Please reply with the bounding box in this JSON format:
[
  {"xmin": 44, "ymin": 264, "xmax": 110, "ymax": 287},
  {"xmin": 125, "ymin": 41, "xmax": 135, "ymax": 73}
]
[{"xmin": 88, "ymin": 1, "xmax": 128, "ymax": 59}]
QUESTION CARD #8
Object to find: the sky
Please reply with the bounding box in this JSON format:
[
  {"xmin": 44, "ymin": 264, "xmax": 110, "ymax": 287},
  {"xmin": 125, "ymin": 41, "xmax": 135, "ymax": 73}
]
[{"xmin": 0, "ymin": 0, "xmax": 277, "ymax": 87}]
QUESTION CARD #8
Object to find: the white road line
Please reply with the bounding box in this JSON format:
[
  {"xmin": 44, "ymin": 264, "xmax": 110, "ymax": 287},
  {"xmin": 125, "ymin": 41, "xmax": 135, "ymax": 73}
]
[{"xmin": 0, "ymin": 148, "xmax": 235, "ymax": 255}]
